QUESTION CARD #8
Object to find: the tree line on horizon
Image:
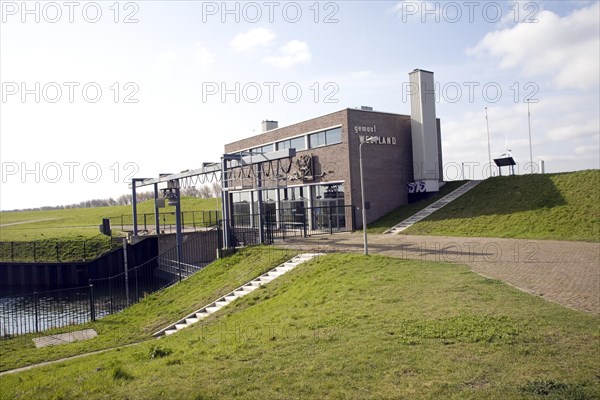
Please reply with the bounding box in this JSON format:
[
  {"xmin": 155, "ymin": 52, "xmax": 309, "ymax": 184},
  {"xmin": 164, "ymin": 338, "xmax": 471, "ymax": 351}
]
[{"xmin": 6, "ymin": 182, "xmax": 222, "ymax": 212}]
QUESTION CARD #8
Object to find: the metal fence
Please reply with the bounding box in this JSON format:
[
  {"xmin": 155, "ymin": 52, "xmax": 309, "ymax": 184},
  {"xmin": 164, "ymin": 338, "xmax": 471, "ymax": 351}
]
[
  {"xmin": 0, "ymin": 229, "xmax": 220, "ymax": 338},
  {"xmin": 0, "ymin": 235, "xmax": 122, "ymax": 263},
  {"xmin": 0, "ymin": 203, "xmax": 351, "ymax": 338},
  {"xmin": 0, "ymin": 286, "xmax": 94, "ymax": 337},
  {"xmin": 224, "ymin": 205, "xmax": 355, "ymax": 246},
  {"xmin": 111, "ymin": 210, "xmax": 222, "ymax": 234}
]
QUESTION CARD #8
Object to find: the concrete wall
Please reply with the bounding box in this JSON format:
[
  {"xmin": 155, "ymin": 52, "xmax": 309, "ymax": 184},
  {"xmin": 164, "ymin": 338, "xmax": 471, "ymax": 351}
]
[
  {"xmin": 0, "ymin": 237, "xmax": 158, "ymax": 296},
  {"xmin": 157, "ymin": 230, "xmax": 220, "ymax": 265},
  {"xmin": 409, "ymin": 69, "xmax": 441, "ymax": 188}
]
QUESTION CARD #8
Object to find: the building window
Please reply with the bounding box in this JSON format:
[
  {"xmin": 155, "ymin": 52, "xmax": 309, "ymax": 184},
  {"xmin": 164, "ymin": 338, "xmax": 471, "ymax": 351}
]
[
  {"xmin": 249, "ymin": 144, "xmax": 274, "ymax": 154},
  {"xmin": 309, "ymin": 127, "xmax": 342, "ymax": 149},
  {"xmin": 309, "ymin": 132, "xmax": 325, "ymax": 148},
  {"xmin": 279, "ymin": 186, "xmax": 307, "ymax": 225},
  {"xmin": 326, "ymin": 127, "xmax": 342, "ymax": 145},
  {"xmin": 276, "ymin": 136, "xmax": 306, "ymax": 151},
  {"xmin": 311, "ymin": 183, "xmax": 345, "ymax": 231},
  {"xmin": 232, "ymin": 191, "xmax": 252, "ymax": 226}
]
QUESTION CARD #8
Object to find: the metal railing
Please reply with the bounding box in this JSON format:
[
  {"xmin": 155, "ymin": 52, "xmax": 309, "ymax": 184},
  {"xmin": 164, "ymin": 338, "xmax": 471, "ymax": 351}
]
[
  {"xmin": 225, "ymin": 205, "xmax": 355, "ymax": 246},
  {"xmin": 0, "ymin": 229, "xmax": 220, "ymax": 338},
  {"xmin": 0, "ymin": 235, "xmax": 122, "ymax": 262},
  {"xmin": 111, "ymin": 210, "xmax": 222, "ymax": 234}
]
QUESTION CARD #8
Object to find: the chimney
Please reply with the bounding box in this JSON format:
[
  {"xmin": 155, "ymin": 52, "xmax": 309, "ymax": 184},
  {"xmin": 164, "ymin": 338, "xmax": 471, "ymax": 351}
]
[
  {"xmin": 262, "ymin": 120, "xmax": 278, "ymax": 132},
  {"xmin": 409, "ymin": 68, "xmax": 440, "ymax": 192}
]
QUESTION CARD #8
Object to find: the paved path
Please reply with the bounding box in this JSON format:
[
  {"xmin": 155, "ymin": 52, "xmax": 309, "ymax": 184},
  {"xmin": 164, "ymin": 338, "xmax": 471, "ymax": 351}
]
[
  {"xmin": 0, "ymin": 218, "xmax": 60, "ymax": 228},
  {"xmin": 278, "ymin": 233, "xmax": 600, "ymax": 316}
]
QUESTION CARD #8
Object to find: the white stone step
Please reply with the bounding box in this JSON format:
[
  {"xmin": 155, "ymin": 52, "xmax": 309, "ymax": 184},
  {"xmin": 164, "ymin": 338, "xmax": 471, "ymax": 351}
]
[
  {"xmin": 384, "ymin": 181, "xmax": 482, "ymax": 235},
  {"xmin": 152, "ymin": 253, "xmax": 324, "ymax": 338}
]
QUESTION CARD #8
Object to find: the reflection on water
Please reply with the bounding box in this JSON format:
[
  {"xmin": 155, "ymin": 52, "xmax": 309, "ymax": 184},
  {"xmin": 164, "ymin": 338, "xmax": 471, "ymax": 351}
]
[
  {"xmin": 0, "ymin": 279, "xmax": 166, "ymax": 337},
  {"xmin": 0, "ymin": 252, "xmax": 210, "ymax": 338}
]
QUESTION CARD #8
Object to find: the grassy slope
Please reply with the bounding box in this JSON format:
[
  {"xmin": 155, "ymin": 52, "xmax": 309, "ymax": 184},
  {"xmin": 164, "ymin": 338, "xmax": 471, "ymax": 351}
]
[
  {"xmin": 0, "ymin": 246, "xmax": 295, "ymax": 372},
  {"xmin": 0, "ymin": 197, "xmax": 220, "ymax": 241},
  {"xmin": 368, "ymin": 180, "xmax": 467, "ymax": 234},
  {"xmin": 403, "ymin": 170, "xmax": 600, "ymax": 241},
  {"xmin": 1, "ymin": 252, "xmax": 598, "ymax": 399}
]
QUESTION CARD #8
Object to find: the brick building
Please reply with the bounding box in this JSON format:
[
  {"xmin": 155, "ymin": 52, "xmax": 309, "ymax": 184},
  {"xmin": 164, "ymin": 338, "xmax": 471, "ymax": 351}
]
[{"xmin": 222, "ymin": 69, "xmax": 443, "ymax": 232}]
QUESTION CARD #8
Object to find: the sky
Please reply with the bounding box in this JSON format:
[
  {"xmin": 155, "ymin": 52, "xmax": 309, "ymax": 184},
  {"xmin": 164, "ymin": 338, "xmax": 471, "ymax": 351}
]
[{"xmin": 1, "ymin": 0, "xmax": 599, "ymax": 211}]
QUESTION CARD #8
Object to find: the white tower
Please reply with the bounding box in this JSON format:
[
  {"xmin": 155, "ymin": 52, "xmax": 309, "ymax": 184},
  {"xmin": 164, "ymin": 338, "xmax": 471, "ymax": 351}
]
[{"xmin": 409, "ymin": 69, "xmax": 440, "ymax": 192}]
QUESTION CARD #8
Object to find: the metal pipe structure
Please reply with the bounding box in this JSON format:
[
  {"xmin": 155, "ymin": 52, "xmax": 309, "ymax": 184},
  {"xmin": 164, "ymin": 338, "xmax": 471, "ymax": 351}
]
[
  {"xmin": 128, "ymin": 148, "xmax": 295, "ymax": 250},
  {"xmin": 173, "ymin": 184, "xmax": 183, "ymax": 281},
  {"xmin": 130, "ymin": 178, "xmax": 147, "ymax": 236},
  {"xmin": 153, "ymin": 183, "xmax": 160, "ymax": 234}
]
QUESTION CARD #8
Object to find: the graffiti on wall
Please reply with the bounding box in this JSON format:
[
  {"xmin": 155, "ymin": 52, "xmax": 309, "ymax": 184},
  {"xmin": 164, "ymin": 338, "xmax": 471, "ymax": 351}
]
[{"xmin": 407, "ymin": 181, "xmax": 426, "ymax": 193}]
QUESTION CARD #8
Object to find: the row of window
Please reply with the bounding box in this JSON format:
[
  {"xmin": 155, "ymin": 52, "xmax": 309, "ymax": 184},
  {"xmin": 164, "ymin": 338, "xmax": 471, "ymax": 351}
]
[
  {"xmin": 231, "ymin": 184, "xmax": 346, "ymax": 230},
  {"xmin": 232, "ymin": 184, "xmax": 345, "ymax": 208},
  {"xmin": 246, "ymin": 126, "xmax": 342, "ymax": 155}
]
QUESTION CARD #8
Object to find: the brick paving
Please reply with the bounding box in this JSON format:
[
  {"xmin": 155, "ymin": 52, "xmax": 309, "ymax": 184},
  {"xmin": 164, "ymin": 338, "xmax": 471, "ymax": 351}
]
[{"xmin": 278, "ymin": 233, "xmax": 600, "ymax": 316}]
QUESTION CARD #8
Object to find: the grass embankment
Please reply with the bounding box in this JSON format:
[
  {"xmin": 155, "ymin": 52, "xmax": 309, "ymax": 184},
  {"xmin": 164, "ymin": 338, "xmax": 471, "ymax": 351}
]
[
  {"xmin": 1, "ymin": 251, "xmax": 598, "ymax": 399},
  {"xmin": 0, "ymin": 197, "xmax": 221, "ymax": 261},
  {"xmin": 0, "ymin": 197, "xmax": 220, "ymax": 241},
  {"xmin": 369, "ymin": 170, "xmax": 599, "ymax": 241},
  {"xmin": 368, "ymin": 180, "xmax": 467, "ymax": 234},
  {"xmin": 403, "ymin": 170, "xmax": 600, "ymax": 241},
  {"xmin": 0, "ymin": 246, "xmax": 295, "ymax": 372}
]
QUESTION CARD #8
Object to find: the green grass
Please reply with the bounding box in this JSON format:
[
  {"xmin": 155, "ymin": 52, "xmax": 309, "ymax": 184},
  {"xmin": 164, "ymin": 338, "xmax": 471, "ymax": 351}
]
[
  {"xmin": 0, "ymin": 246, "xmax": 295, "ymax": 372},
  {"xmin": 0, "ymin": 234, "xmax": 117, "ymax": 262},
  {"xmin": 0, "ymin": 197, "xmax": 220, "ymax": 261},
  {"xmin": 368, "ymin": 180, "xmax": 467, "ymax": 234},
  {"xmin": 1, "ymin": 251, "xmax": 598, "ymax": 399},
  {"xmin": 404, "ymin": 170, "xmax": 600, "ymax": 241},
  {"xmin": 0, "ymin": 197, "xmax": 220, "ymax": 242}
]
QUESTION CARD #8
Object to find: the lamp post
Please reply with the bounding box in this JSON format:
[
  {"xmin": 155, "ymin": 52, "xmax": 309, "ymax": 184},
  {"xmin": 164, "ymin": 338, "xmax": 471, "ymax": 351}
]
[
  {"xmin": 526, "ymin": 99, "xmax": 533, "ymax": 173},
  {"xmin": 485, "ymin": 107, "xmax": 492, "ymax": 178},
  {"xmin": 359, "ymin": 136, "xmax": 378, "ymax": 255}
]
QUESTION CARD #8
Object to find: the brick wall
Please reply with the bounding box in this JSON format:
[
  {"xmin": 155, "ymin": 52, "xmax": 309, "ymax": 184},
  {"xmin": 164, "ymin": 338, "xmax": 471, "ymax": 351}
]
[{"xmin": 223, "ymin": 108, "xmax": 439, "ymax": 228}]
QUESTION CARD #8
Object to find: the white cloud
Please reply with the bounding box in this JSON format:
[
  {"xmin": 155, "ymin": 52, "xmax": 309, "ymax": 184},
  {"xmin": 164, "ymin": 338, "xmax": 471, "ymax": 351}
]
[
  {"xmin": 468, "ymin": 3, "xmax": 600, "ymax": 90},
  {"xmin": 546, "ymin": 120, "xmax": 599, "ymax": 141},
  {"xmin": 575, "ymin": 144, "xmax": 600, "ymax": 155},
  {"xmin": 195, "ymin": 45, "xmax": 215, "ymax": 66},
  {"xmin": 392, "ymin": 1, "xmax": 442, "ymax": 23},
  {"xmin": 264, "ymin": 40, "xmax": 311, "ymax": 68},
  {"xmin": 350, "ymin": 70, "xmax": 373, "ymax": 79},
  {"xmin": 230, "ymin": 28, "xmax": 276, "ymax": 52},
  {"xmin": 159, "ymin": 51, "xmax": 177, "ymax": 61},
  {"xmin": 439, "ymin": 93, "xmax": 600, "ymax": 178}
]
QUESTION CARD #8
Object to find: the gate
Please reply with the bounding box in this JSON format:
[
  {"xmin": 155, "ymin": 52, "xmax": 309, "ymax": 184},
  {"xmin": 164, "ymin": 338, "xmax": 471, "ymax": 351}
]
[{"xmin": 224, "ymin": 205, "xmax": 355, "ymax": 246}]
